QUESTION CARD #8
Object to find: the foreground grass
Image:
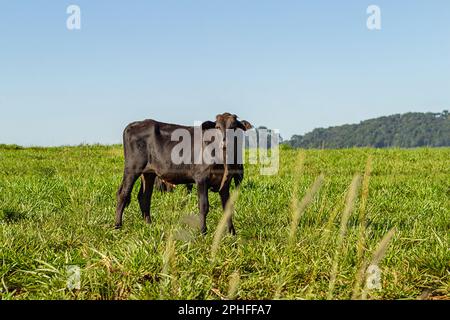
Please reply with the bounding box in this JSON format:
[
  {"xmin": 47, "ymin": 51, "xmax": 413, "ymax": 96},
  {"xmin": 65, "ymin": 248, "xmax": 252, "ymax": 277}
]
[{"xmin": 0, "ymin": 145, "xmax": 448, "ymax": 299}]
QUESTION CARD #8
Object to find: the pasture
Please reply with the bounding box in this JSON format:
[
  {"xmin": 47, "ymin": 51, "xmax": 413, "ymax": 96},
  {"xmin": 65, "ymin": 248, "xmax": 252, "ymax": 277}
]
[{"xmin": 0, "ymin": 145, "xmax": 448, "ymax": 299}]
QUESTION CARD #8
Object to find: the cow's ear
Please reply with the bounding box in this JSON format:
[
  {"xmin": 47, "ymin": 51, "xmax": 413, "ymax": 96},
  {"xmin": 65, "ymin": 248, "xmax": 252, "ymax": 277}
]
[
  {"xmin": 201, "ymin": 121, "xmax": 216, "ymax": 130},
  {"xmin": 239, "ymin": 120, "xmax": 253, "ymax": 131}
]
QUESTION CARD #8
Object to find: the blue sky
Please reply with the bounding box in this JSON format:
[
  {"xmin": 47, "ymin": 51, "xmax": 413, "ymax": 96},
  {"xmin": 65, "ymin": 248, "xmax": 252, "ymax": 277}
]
[{"xmin": 0, "ymin": 1, "xmax": 449, "ymax": 146}]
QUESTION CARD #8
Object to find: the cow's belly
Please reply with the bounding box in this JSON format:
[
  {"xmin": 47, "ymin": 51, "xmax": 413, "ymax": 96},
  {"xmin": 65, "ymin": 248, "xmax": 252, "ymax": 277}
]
[
  {"xmin": 160, "ymin": 175, "xmax": 195, "ymax": 185},
  {"xmin": 144, "ymin": 162, "xmax": 195, "ymax": 184},
  {"xmin": 144, "ymin": 160, "xmax": 226, "ymax": 189}
]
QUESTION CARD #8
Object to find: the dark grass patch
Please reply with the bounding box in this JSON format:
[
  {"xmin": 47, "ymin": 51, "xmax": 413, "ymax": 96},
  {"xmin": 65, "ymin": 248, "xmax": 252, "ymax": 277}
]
[{"xmin": 0, "ymin": 208, "xmax": 28, "ymax": 223}]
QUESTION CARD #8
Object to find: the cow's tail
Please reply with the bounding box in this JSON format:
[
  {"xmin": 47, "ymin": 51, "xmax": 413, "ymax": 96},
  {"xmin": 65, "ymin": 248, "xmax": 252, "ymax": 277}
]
[{"xmin": 122, "ymin": 123, "xmax": 133, "ymax": 160}]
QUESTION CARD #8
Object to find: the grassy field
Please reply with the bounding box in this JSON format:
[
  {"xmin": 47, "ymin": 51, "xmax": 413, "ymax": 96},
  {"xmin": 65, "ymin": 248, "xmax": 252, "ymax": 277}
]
[{"xmin": 0, "ymin": 145, "xmax": 449, "ymax": 300}]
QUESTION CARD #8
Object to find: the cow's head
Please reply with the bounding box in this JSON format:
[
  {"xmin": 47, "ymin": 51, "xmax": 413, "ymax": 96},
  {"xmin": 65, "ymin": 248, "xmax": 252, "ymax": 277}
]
[{"xmin": 202, "ymin": 113, "xmax": 252, "ymax": 190}]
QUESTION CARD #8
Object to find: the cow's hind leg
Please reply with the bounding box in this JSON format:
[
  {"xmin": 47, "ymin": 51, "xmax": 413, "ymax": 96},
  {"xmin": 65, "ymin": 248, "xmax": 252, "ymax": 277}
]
[
  {"xmin": 233, "ymin": 165, "xmax": 244, "ymax": 188},
  {"xmin": 197, "ymin": 181, "xmax": 209, "ymax": 234},
  {"xmin": 115, "ymin": 171, "xmax": 140, "ymax": 228},
  {"xmin": 138, "ymin": 173, "xmax": 156, "ymax": 224},
  {"xmin": 220, "ymin": 188, "xmax": 236, "ymax": 235}
]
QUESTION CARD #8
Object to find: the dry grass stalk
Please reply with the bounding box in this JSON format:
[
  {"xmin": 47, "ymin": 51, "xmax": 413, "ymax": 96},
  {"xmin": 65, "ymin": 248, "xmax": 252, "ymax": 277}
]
[
  {"xmin": 211, "ymin": 189, "xmax": 239, "ymax": 260},
  {"xmin": 160, "ymin": 232, "xmax": 178, "ymax": 298},
  {"xmin": 360, "ymin": 227, "xmax": 396, "ymax": 300},
  {"xmin": 288, "ymin": 174, "xmax": 325, "ymax": 245},
  {"xmin": 327, "ymin": 174, "xmax": 361, "ymax": 299},
  {"xmin": 227, "ymin": 270, "xmax": 240, "ymax": 300},
  {"xmin": 369, "ymin": 227, "xmax": 396, "ymax": 266},
  {"xmin": 352, "ymin": 156, "xmax": 373, "ymax": 298},
  {"xmin": 276, "ymin": 153, "xmax": 322, "ymax": 299},
  {"xmin": 356, "ymin": 155, "xmax": 373, "ymax": 261}
]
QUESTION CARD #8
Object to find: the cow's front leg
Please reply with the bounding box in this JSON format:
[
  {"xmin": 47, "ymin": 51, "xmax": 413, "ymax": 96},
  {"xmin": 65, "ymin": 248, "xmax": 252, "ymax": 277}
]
[
  {"xmin": 197, "ymin": 181, "xmax": 209, "ymax": 234},
  {"xmin": 219, "ymin": 187, "xmax": 236, "ymax": 235},
  {"xmin": 115, "ymin": 171, "xmax": 140, "ymax": 228}
]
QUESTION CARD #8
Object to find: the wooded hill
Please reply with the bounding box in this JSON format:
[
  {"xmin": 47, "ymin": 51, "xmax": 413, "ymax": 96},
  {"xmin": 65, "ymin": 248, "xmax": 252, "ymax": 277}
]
[{"xmin": 285, "ymin": 111, "xmax": 449, "ymax": 148}]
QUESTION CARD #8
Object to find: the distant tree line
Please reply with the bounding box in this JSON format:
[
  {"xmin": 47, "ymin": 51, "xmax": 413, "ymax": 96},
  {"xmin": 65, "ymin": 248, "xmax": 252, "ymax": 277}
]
[{"xmin": 284, "ymin": 111, "xmax": 450, "ymax": 149}]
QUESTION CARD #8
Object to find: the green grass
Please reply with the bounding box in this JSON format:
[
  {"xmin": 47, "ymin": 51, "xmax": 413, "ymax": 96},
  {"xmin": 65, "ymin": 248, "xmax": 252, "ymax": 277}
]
[{"xmin": 0, "ymin": 145, "xmax": 449, "ymax": 300}]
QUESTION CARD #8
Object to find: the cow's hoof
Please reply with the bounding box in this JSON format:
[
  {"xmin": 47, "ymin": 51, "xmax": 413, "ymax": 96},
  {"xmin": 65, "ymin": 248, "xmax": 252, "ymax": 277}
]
[
  {"xmin": 144, "ymin": 216, "xmax": 151, "ymax": 224},
  {"xmin": 114, "ymin": 224, "xmax": 122, "ymax": 230}
]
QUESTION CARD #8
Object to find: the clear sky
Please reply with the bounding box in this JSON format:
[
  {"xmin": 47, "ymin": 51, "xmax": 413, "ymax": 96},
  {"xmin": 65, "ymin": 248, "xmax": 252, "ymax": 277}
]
[{"xmin": 0, "ymin": 1, "xmax": 449, "ymax": 146}]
